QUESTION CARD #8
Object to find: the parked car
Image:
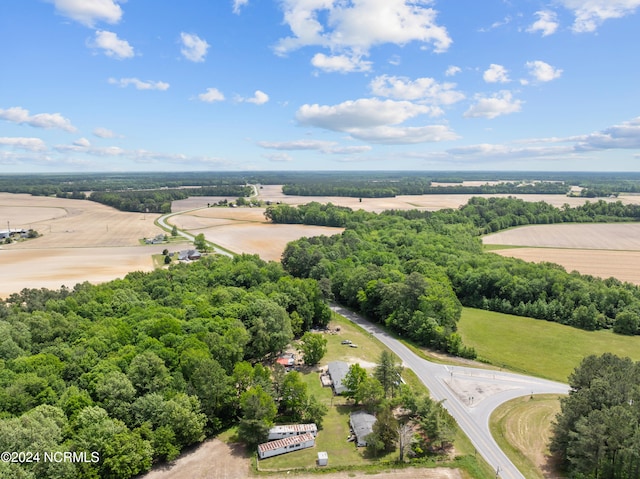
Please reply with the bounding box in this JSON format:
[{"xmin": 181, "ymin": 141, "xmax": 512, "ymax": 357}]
[{"xmin": 341, "ymin": 339, "xmax": 352, "ymax": 345}]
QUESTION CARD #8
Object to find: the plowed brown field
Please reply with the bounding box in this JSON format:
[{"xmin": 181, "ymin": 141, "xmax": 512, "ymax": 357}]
[
  {"xmin": 0, "ymin": 193, "xmax": 171, "ymax": 298},
  {"xmin": 484, "ymin": 223, "xmax": 640, "ymax": 284}
]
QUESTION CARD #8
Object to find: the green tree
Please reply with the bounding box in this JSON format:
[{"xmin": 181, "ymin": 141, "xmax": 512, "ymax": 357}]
[
  {"xmin": 343, "ymin": 363, "xmax": 367, "ymax": 405},
  {"xmin": 374, "ymin": 350, "xmax": 403, "ymax": 398},
  {"xmin": 171, "ymin": 225, "xmax": 178, "ymax": 237},
  {"xmin": 193, "ymin": 233, "xmax": 209, "ymax": 252},
  {"xmin": 298, "ymin": 332, "xmax": 327, "ymax": 365},
  {"xmin": 237, "ymin": 386, "xmax": 277, "ymax": 448},
  {"xmin": 366, "ymin": 407, "xmax": 397, "ymax": 456},
  {"xmin": 127, "ymin": 351, "xmax": 172, "ymax": 395},
  {"xmin": 280, "ymin": 371, "xmax": 308, "ymax": 420}
]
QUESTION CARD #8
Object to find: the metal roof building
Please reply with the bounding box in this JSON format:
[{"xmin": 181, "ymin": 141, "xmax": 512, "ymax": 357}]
[
  {"xmin": 327, "ymin": 361, "xmax": 350, "ymax": 395},
  {"xmin": 257, "ymin": 432, "xmax": 316, "ymax": 459},
  {"xmin": 350, "ymin": 411, "xmax": 377, "ymax": 447},
  {"xmin": 267, "ymin": 423, "xmax": 318, "ymax": 440}
]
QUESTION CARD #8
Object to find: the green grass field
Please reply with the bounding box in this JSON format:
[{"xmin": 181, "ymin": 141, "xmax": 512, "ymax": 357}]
[
  {"xmin": 458, "ymin": 307, "xmax": 640, "ymax": 383},
  {"xmin": 489, "ymin": 395, "xmax": 562, "ymax": 479}
]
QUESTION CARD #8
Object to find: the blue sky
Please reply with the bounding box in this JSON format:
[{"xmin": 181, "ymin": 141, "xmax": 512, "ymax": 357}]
[{"xmin": 1, "ymin": 0, "xmax": 639, "ymax": 172}]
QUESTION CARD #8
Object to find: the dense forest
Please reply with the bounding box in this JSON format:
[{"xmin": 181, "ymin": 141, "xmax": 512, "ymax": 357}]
[
  {"xmin": 0, "ymin": 255, "xmax": 331, "ymax": 478},
  {"xmin": 551, "ymin": 354, "xmax": 640, "ymax": 478},
  {"xmin": 268, "ymin": 197, "xmax": 640, "ymax": 351}
]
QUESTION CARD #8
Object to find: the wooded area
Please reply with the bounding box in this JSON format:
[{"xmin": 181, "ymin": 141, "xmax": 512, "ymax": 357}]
[
  {"xmin": 0, "ymin": 255, "xmax": 330, "ymax": 478},
  {"xmin": 551, "ymin": 353, "xmax": 640, "ymax": 478}
]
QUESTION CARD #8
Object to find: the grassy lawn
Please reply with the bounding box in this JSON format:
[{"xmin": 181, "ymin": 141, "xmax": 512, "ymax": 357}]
[
  {"xmin": 260, "ymin": 313, "xmax": 494, "ymax": 478},
  {"xmin": 489, "ymin": 395, "xmax": 563, "ymax": 479},
  {"xmin": 458, "ymin": 307, "xmax": 640, "ymax": 382}
]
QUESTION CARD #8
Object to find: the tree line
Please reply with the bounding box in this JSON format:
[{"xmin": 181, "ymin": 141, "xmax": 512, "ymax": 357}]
[
  {"xmin": 551, "ymin": 353, "xmax": 640, "ymax": 478},
  {"xmin": 89, "ymin": 186, "xmax": 251, "ymax": 213},
  {"xmin": 0, "ymin": 254, "xmax": 330, "ymax": 478},
  {"xmin": 282, "ymin": 180, "xmax": 569, "ymax": 198},
  {"xmin": 268, "ymin": 197, "xmax": 640, "ymax": 348}
]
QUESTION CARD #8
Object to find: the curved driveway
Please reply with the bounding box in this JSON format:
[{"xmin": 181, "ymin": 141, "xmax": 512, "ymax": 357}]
[
  {"xmin": 330, "ymin": 304, "xmax": 569, "ymax": 479},
  {"xmin": 156, "ymin": 210, "xmax": 233, "ymax": 258}
]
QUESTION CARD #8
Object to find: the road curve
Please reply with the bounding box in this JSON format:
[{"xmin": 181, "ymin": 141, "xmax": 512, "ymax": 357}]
[
  {"xmin": 330, "ymin": 304, "xmax": 569, "ymax": 479},
  {"xmin": 156, "ymin": 210, "xmax": 233, "ymax": 258}
]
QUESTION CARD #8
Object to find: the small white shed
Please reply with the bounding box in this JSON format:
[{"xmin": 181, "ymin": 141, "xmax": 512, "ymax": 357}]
[{"xmin": 318, "ymin": 451, "xmax": 328, "ymax": 466}]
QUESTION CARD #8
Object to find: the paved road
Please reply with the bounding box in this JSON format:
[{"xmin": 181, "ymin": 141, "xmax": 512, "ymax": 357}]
[
  {"xmin": 156, "ymin": 210, "xmax": 233, "ymax": 258},
  {"xmin": 330, "ymin": 304, "xmax": 569, "ymax": 479}
]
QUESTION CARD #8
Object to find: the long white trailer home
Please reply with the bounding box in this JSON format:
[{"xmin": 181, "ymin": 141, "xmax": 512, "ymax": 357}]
[
  {"xmin": 258, "ymin": 433, "xmax": 315, "ymax": 459},
  {"xmin": 267, "ymin": 423, "xmax": 318, "ymax": 440}
]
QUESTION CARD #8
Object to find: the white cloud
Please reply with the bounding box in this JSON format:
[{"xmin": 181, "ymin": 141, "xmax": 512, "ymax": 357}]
[
  {"xmin": 347, "ymin": 125, "xmax": 459, "ymax": 144},
  {"xmin": 93, "ymin": 127, "xmax": 116, "ymax": 138},
  {"xmin": 233, "ymin": 0, "xmax": 249, "ymax": 14},
  {"xmin": 73, "ymin": 137, "xmax": 91, "ymax": 147},
  {"xmin": 296, "ymin": 98, "xmax": 455, "ymax": 144},
  {"xmin": 483, "ymin": 64, "xmax": 510, "ymax": 83},
  {"xmin": 0, "ymin": 137, "xmax": 47, "ymax": 151},
  {"xmin": 93, "ymin": 30, "xmax": 134, "ymax": 59},
  {"xmin": 527, "ymin": 10, "xmax": 559, "ymax": 36},
  {"xmin": 242, "ymin": 90, "xmax": 270, "ymax": 105},
  {"xmin": 296, "ymin": 98, "xmax": 436, "ymax": 131},
  {"xmin": 0, "ymin": 106, "xmax": 77, "ymax": 132},
  {"xmin": 311, "ymin": 53, "xmax": 372, "ymax": 73},
  {"xmin": 180, "ymin": 33, "xmax": 210, "ymax": 62},
  {"xmin": 560, "ymin": 0, "xmax": 640, "ymax": 32},
  {"xmin": 575, "ymin": 117, "xmax": 640, "ymax": 150},
  {"xmin": 263, "ymin": 153, "xmax": 293, "ymax": 162},
  {"xmin": 445, "ymin": 65, "xmax": 461, "ymax": 77},
  {"xmin": 275, "ymin": 0, "xmax": 451, "ymax": 57},
  {"xmin": 198, "ymin": 88, "xmax": 225, "ymax": 103},
  {"xmin": 257, "ymin": 139, "xmax": 372, "ymax": 154},
  {"xmin": 464, "ymin": 91, "xmax": 523, "ymax": 119},
  {"xmin": 526, "ymin": 60, "xmax": 563, "ymax": 82},
  {"xmin": 108, "ymin": 77, "xmax": 170, "ymax": 90},
  {"xmin": 49, "ymin": 0, "xmax": 123, "ymax": 27},
  {"xmin": 370, "ymin": 75, "xmax": 464, "ymax": 105}
]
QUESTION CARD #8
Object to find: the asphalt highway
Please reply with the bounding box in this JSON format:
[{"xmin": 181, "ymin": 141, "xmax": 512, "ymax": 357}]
[{"xmin": 330, "ymin": 304, "xmax": 570, "ymax": 479}]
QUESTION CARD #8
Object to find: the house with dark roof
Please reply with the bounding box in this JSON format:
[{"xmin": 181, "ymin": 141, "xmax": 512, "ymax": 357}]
[
  {"xmin": 327, "ymin": 361, "xmax": 350, "ymax": 395},
  {"xmin": 350, "ymin": 411, "xmax": 376, "ymax": 447}
]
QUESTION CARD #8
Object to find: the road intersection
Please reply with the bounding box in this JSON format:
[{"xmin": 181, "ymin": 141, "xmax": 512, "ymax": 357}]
[{"xmin": 330, "ymin": 304, "xmax": 569, "ymax": 479}]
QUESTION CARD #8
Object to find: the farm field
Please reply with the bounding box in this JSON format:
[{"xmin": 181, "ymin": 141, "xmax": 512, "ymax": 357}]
[
  {"xmin": 458, "ymin": 307, "xmax": 640, "ymax": 383},
  {"xmin": 256, "ymin": 185, "xmax": 640, "ymax": 212},
  {"xmin": 171, "ymin": 206, "xmax": 343, "ymax": 261},
  {"xmin": 0, "ymin": 193, "xmax": 174, "ymax": 298},
  {"xmin": 483, "ymin": 223, "xmax": 640, "ymax": 284}
]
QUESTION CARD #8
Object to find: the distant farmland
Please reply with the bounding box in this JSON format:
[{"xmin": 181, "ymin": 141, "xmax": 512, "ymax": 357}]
[{"xmin": 483, "ymin": 223, "xmax": 640, "ymax": 284}]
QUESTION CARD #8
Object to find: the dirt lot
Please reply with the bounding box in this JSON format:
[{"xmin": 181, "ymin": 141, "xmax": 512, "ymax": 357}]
[
  {"xmin": 0, "ymin": 193, "xmax": 172, "ymax": 298},
  {"xmin": 140, "ymin": 438, "xmax": 462, "ymax": 479}
]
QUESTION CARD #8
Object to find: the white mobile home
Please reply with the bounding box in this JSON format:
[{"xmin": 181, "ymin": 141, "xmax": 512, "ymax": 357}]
[
  {"xmin": 267, "ymin": 423, "xmax": 318, "ymax": 440},
  {"xmin": 258, "ymin": 433, "xmax": 316, "ymax": 459}
]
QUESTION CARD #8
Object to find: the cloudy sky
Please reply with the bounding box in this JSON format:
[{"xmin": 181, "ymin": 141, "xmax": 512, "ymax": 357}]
[{"xmin": 1, "ymin": 0, "xmax": 639, "ymax": 172}]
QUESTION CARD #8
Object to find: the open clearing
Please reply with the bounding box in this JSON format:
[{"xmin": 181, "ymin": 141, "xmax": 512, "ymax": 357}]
[{"xmin": 483, "ymin": 223, "xmax": 640, "ymax": 284}]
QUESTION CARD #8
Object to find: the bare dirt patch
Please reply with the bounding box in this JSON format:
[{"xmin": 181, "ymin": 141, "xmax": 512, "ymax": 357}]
[{"xmin": 140, "ymin": 438, "xmax": 462, "ymax": 479}]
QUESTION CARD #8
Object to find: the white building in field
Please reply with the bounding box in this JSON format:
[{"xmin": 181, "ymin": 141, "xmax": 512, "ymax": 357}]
[
  {"xmin": 267, "ymin": 423, "xmax": 318, "ymax": 440},
  {"xmin": 257, "ymin": 433, "xmax": 316, "ymax": 459}
]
